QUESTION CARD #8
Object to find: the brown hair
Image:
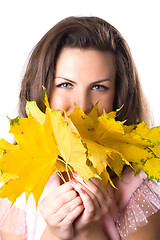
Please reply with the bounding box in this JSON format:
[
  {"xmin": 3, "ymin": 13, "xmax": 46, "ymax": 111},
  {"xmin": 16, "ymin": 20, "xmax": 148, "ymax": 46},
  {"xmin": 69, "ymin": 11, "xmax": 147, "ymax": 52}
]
[{"xmin": 19, "ymin": 16, "xmax": 150, "ymax": 125}]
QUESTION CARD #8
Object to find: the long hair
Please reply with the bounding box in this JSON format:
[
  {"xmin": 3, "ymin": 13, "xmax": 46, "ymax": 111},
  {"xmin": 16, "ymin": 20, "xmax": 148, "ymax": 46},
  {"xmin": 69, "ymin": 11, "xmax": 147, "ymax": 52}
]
[{"xmin": 19, "ymin": 16, "xmax": 150, "ymax": 125}]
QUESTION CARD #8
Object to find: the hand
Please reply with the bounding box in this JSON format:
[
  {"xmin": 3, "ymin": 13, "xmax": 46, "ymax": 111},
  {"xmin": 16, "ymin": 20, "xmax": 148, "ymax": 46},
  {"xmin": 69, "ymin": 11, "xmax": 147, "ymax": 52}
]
[
  {"xmin": 70, "ymin": 175, "xmax": 111, "ymax": 234},
  {"xmin": 38, "ymin": 181, "xmax": 84, "ymax": 240}
]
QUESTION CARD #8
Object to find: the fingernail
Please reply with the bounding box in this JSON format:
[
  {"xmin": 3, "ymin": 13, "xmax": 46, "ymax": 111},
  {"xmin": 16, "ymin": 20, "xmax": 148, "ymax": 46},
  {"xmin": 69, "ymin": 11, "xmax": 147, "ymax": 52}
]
[
  {"xmin": 80, "ymin": 188, "xmax": 85, "ymax": 194},
  {"xmin": 81, "ymin": 203, "xmax": 84, "ymax": 207},
  {"xmin": 71, "ymin": 179, "xmax": 77, "ymax": 185},
  {"xmin": 73, "ymin": 171, "xmax": 78, "ymax": 177}
]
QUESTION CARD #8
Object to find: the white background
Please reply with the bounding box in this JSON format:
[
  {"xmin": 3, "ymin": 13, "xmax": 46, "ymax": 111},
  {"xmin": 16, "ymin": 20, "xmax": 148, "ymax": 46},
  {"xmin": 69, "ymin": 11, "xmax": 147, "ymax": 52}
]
[{"xmin": 0, "ymin": 0, "xmax": 160, "ymax": 141}]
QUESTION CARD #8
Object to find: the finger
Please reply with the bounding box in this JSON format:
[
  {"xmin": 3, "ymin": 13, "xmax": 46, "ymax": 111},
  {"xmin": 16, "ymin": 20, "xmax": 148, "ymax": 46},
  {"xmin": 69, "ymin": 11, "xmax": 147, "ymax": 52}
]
[
  {"xmin": 39, "ymin": 182, "xmax": 76, "ymax": 215},
  {"xmin": 71, "ymin": 180, "xmax": 96, "ymax": 218},
  {"xmin": 53, "ymin": 181, "xmax": 74, "ymax": 197},
  {"xmin": 73, "ymin": 175, "xmax": 107, "ymax": 205},
  {"xmin": 87, "ymin": 177, "xmax": 109, "ymax": 201},
  {"xmin": 71, "ymin": 178, "xmax": 100, "ymax": 207},
  {"xmin": 41, "ymin": 196, "xmax": 83, "ymax": 229},
  {"xmin": 74, "ymin": 172, "xmax": 110, "ymax": 202},
  {"xmin": 53, "ymin": 189, "xmax": 79, "ymax": 213},
  {"xmin": 73, "ymin": 173, "xmax": 105, "ymax": 198},
  {"xmin": 61, "ymin": 203, "xmax": 84, "ymax": 226},
  {"xmin": 86, "ymin": 178, "xmax": 111, "ymax": 212},
  {"xmin": 56, "ymin": 196, "xmax": 83, "ymax": 221}
]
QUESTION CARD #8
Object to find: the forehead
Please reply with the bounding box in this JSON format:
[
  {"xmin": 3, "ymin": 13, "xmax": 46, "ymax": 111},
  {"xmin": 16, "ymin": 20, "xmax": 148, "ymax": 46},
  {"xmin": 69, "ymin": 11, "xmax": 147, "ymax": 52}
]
[{"xmin": 55, "ymin": 48, "xmax": 116, "ymax": 81}]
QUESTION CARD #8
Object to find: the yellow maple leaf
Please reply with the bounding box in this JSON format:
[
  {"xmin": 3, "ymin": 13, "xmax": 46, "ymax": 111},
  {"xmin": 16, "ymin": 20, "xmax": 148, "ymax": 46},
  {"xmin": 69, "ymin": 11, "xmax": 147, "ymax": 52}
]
[
  {"xmin": 46, "ymin": 107, "xmax": 94, "ymax": 180},
  {"xmin": 0, "ymin": 110, "xmax": 59, "ymax": 205},
  {"xmin": 0, "ymin": 90, "xmax": 160, "ymax": 206},
  {"xmin": 83, "ymin": 138, "xmax": 109, "ymax": 174},
  {"xmin": 0, "ymin": 102, "xmax": 95, "ymax": 205},
  {"xmin": 69, "ymin": 105, "xmax": 160, "ymax": 180},
  {"xmin": 26, "ymin": 101, "xmax": 45, "ymax": 125},
  {"xmin": 0, "ymin": 139, "xmax": 18, "ymax": 182}
]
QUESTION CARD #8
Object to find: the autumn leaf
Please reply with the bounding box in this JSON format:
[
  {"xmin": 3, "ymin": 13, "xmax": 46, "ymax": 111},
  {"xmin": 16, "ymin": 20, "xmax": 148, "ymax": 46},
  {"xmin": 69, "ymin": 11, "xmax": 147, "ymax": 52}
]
[
  {"xmin": 43, "ymin": 86, "xmax": 50, "ymax": 108},
  {"xmin": 69, "ymin": 104, "xmax": 160, "ymax": 180},
  {"xmin": 0, "ymin": 90, "xmax": 160, "ymax": 206},
  {"xmin": 46, "ymin": 107, "xmax": 94, "ymax": 180},
  {"xmin": 26, "ymin": 101, "xmax": 45, "ymax": 125},
  {"xmin": 0, "ymin": 102, "xmax": 95, "ymax": 205},
  {"xmin": 69, "ymin": 105, "xmax": 96, "ymax": 140},
  {"xmin": 0, "ymin": 110, "xmax": 59, "ymax": 205},
  {"xmin": 0, "ymin": 139, "xmax": 18, "ymax": 183}
]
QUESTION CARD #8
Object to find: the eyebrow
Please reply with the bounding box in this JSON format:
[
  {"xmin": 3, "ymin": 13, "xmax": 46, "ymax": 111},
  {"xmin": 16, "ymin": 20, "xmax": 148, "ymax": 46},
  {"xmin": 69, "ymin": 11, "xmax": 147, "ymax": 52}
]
[
  {"xmin": 55, "ymin": 76, "xmax": 112, "ymax": 85},
  {"xmin": 55, "ymin": 77, "xmax": 76, "ymax": 84}
]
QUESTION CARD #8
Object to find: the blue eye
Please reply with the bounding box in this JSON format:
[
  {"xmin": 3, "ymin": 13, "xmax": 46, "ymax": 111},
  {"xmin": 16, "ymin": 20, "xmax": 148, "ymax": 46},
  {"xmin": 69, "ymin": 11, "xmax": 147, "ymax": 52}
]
[
  {"xmin": 92, "ymin": 85, "xmax": 109, "ymax": 91},
  {"xmin": 56, "ymin": 82, "xmax": 72, "ymax": 88}
]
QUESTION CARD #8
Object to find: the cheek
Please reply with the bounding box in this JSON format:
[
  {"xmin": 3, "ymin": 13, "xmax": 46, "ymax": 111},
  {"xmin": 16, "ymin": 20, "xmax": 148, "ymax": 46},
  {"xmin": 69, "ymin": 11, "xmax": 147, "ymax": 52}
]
[
  {"xmin": 99, "ymin": 102, "xmax": 113, "ymax": 115},
  {"xmin": 98, "ymin": 93, "xmax": 115, "ymax": 115},
  {"xmin": 50, "ymin": 91, "xmax": 74, "ymax": 113},
  {"xmin": 50, "ymin": 94, "xmax": 65, "ymax": 110}
]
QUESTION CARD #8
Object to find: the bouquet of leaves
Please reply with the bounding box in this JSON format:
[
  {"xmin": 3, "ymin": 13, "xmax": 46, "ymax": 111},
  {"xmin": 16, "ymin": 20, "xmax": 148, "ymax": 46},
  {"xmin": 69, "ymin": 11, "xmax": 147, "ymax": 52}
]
[{"xmin": 0, "ymin": 90, "xmax": 160, "ymax": 206}]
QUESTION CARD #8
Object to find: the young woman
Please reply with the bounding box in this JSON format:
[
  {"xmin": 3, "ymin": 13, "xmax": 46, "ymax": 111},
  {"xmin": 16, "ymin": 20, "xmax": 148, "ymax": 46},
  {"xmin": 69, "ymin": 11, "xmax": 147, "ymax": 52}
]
[{"xmin": 0, "ymin": 16, "xmax": 160, "ymax": 240}]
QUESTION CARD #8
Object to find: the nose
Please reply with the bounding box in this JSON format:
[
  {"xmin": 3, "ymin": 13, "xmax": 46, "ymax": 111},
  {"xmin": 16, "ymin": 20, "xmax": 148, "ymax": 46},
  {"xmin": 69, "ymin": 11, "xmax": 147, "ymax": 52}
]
[{"xmin": 74, "ymin": 92, "xmax": 93, "ymax": 114}]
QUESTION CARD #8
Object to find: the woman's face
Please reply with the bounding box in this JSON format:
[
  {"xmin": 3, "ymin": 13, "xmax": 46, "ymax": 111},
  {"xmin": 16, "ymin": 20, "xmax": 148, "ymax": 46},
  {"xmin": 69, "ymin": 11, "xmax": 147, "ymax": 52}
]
[{"xmin": 50, "ymin": 48, "xmax": 116, "ymax": 115}]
